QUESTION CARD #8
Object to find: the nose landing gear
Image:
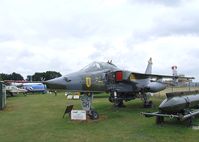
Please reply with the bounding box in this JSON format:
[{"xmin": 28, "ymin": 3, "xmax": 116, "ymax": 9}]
[{"xmin": 80, "ymin": 93, "xmax": 99, "ymax": 120}]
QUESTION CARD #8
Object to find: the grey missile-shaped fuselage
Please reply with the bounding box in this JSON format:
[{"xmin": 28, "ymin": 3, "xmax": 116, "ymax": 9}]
[
  {"xmin": 159, "ymin": 93, "xmax": 199, "ymax": 113},
  {"xmin": 142, "ymin": 91, "xmax": 199, "ymax": 125}
]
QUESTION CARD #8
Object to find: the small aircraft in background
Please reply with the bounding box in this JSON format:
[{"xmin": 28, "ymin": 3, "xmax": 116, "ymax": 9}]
[
  {"xmin": 6, "ymin": 85, "xmax": 27, "ymax": 96},
  {"xmin": 4, "ymin": 81, "xmax": 47, "ymax": 95},
  {"xmin": 22, "ymin": 83, "xmax": 47, "ymax": 94},
  {"xmin": 45, "ymin": 58, "xmax": 194, "ymax": 119}
]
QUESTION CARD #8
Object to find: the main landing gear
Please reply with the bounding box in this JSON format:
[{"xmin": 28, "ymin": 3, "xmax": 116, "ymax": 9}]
[
  {"xmin": 156, "ymin": 116, "xmax": 164, "ymax": 124},
  {"xmin": 109, "ymin": 91, "xmax": 153, "ymax": 108},
  {"xmin": 142, "ymin": 93, "xmax": 153, "ymax": 108},
  {"xmin": 80, "ymin": 93, "xmax": 99, "ymax": 120},
  {"xmin": 109, "ymin": 91, "xmax": 125, "ymax": 108}
]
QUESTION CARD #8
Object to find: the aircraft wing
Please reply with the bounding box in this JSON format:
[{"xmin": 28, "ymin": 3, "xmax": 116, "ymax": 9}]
[
  {"xmin": 107, "ymin": 70, "xmax": 194, "ymax": 83},
  {"xmin": 130, "ymin": 72, "xmax": 194, "ymax": 80},
  {"xmin": 145, "ymin": 73, "xmax": 194, "ymax": 80}
]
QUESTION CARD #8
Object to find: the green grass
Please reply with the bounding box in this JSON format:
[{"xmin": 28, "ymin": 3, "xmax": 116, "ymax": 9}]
[{"xmin": 0, "ymin": 90, "xmax": 199, "ymax": 142}]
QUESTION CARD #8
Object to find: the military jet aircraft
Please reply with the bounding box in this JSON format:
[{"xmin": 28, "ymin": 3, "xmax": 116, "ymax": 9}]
[{"xmin": 45, "ymin": 58, "xmax": 194, "ymax": 119}]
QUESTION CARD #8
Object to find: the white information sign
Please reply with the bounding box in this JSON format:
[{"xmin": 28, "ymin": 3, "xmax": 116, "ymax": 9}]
[{"xmin": 71, "ymin": 110, "xmax": 86, "ymax": 120}]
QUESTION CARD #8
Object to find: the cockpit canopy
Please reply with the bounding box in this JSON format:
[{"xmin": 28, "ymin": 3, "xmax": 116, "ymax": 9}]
[{"xmin": 80, "ymin": 61, "xmax": 118, "ymax": 72}]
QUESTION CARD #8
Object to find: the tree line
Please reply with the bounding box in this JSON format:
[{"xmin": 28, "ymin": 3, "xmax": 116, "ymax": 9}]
[
  {"xmin": 31, "ymin": 71, "xmax": 62, "ymax": 81},
  {"xmin": 0, "ymin": 72, "xmax": 24, "ymax": 81},
  {"xmin": 0, "ymin": 71, "xmax": 62, "ymax": 81}
]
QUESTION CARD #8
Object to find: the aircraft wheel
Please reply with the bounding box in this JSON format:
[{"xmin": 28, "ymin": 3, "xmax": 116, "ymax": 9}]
[
  {"xmin": 114, "ymin": 100, "xmax": 125, "ymax": 108},
  {"xmin": 186, "ymin": 117, "xmax": 193, "ymax": 127},
  {"xmin": 108, "ymin": 96, "xmax": 113, "ymax": 102},
  {"xmin": 89, "ymin": 110, "xmax": 99, "ymax": 120},
  {"xmin": 144, "ymin": 101, "xmax": 153, "ymax": 108},
  {"xmin": 156, "ymin": 116, "xmax": 164, "ymax": 124}
]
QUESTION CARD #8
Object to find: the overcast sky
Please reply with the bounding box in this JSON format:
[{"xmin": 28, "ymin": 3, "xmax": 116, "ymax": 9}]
[{"xmin": 0, "ymin": 0, "xmax": 199, "ymax": 81}]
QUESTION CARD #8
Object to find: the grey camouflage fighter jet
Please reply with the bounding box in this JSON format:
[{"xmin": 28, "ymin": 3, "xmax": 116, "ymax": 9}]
[{"xmin": 45, "ymin": 58, "xmax": 194, "ymax": 119}]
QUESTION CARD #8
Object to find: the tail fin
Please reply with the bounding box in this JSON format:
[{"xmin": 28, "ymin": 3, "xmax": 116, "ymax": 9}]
[
  {"xmin": 171, "ymin": 66, "xmax": 178, "ymax": 85},
  {"xmin": 171, "ymin": 66, "xmax": 178, "ymax": 76},
  {"xmin": 145, "ymin": 57, "xmax": 153, "ymax": 74}
]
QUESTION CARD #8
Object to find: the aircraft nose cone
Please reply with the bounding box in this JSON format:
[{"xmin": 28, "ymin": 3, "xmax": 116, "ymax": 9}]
[{"xmin": 45, "ymin": 77, "xmax": 67, "ymax": 89}]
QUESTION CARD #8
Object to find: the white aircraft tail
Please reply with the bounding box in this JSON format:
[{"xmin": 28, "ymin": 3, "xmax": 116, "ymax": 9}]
[
  {"xmin": 145, "ymin": 57, "xmax": 153, "ymax": 74},
  {"xmin": 171, "ymin": 66, "xmax": 178, "ymax": 76},
  {"xmin": 171, "ymin": 66, "xmax": 178, "ymax": 85}
]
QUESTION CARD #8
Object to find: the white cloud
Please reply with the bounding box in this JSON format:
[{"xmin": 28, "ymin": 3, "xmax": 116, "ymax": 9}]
[{"xmin": 0, "ymin": 0, "xmax": 199, "ymax": 81}]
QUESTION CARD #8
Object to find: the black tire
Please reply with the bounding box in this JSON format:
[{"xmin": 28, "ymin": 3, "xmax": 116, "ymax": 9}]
[
  {"xmin": 89, "ymin": 110, "xmax": 99, "ymax": 120},
  {"xmin": 156, "ymin": 116, "xmax": 164, "ymax": 124},
  {"xmin": 186, "ymin": 117, "xmax": 193, "ymax": 127},
  {"xmin": 144, "ymin": 101, "xmax": 153, "ymax": 108},
  {"xmin": 108, "ymin": 96, "xmax": 113, "ymax": 102},
  {"xmin": 114, "ymin": 100, "xmax": 125, "ymax": 108}
]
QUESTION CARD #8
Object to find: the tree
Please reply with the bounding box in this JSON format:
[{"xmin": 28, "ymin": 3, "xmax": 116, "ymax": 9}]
[
  {"xmin": 44, "ymin": 71, "xmax": 62, "ymax": 80},
  {"xmin": 32, "ymin": 72, "xmax": 44, "ymax": 81},
  {"xmin": 11, "ymin": 72, "xmax": 24, "ymax": 80},
  {"xmin": 0, "ymin": 72, "xmax": 24, "ymax": 80},
  {"xmin": 0, "ymin": 73, "xmax": 9, "ymax": 80},
  {"xmin": 32, "ymin": 71, "xmax": 62, "ymax": 81}
]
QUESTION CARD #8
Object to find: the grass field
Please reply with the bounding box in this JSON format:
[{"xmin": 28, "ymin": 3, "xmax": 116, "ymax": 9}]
[{"xmin": 1, "ymin": 87, "xmax": 199, "ymax": 142}]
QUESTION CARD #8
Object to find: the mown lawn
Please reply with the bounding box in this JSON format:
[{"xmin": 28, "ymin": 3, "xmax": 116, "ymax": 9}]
[{"xmin": 0, "ymin": 90, "xmax": 199, "ymax": 142}]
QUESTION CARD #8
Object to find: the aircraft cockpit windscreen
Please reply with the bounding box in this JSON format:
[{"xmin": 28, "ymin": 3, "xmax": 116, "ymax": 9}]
[{"xmin": 80, "ymin": 62, "xmax": 118, "ymax": 72}]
